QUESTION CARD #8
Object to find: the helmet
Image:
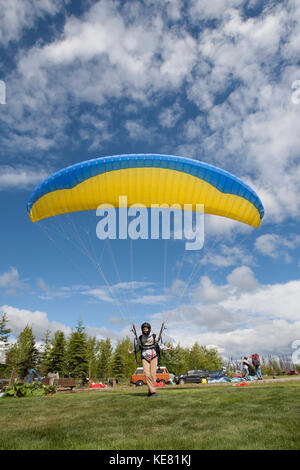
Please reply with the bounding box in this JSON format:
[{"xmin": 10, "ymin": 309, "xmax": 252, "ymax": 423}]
[{"xmin": 141, "ymin": 322, "xmax": 151, "ymax": 335}]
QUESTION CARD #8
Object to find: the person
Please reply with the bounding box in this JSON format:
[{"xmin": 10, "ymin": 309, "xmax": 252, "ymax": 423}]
[
  {"xmin": 128, "ymin": 322, "xmax": 172, "ymax": 397},
  {"xmin": 47, "ymin": 371, "xmax": 59, "ymax": 386},
  {"xmin": 27, "ymin": 368, "xmax": 42, "ymax": 383},
  {"xmin": 81, "ymin": 373, "xmax": 89, "ymax": 387},
  {"xmin": 251, "ymin": 353, "xmax": 263, "ymax": 380},
  {"xmin": 242, "ymin": 357, "xmax": 250, "ymax": 380}
]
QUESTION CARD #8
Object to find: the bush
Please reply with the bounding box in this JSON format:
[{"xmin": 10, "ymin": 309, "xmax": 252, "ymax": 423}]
[{"xmin": 4, "ymin": 381, "xmax": 56, "ymax": 398}]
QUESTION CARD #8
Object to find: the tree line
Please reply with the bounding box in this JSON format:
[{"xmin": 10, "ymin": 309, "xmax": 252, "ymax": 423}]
[
  {"xmin": 0, "ymin": 312, "xmax": 222, "ymax": 381},
  {"xmin": 3, "ymin": 312, "xmax": 297, "ymax": 381}
]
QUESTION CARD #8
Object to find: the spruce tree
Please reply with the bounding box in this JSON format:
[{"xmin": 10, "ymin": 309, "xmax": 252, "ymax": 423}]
[
  {"xmin": 0, "ymin": 312, "xmax": 11, "ymax": 349},
  {"xmin": 97, "ymin": 338, "xmax": 113, "ymax": 379},
  {"xmin": 111, "ymin": 341, "xmax": 125, "ymax": 380},
  {"xmin": 4, "ymin": 343, "xmax": 18, "ymax": 377},
  {"xmin": 67, "ymin": 321, "xmax": 88, "ymax": 377},
  {"xmin": 48, "ymin": 330, "xmax": 68, "ymax": 376},
  {"xmin": 14, "ymin": 325, "xmax": 39, "ymax": 379},
  {"xmin": 118, "ymin": 336, "xmax": 136, "ymax": 379},
  {"xmin": 38, "ymin": 329, "xmax": 52, "ymax": 376},
  {"xmin": 86, "ymin": 336, "xmax": 98, "ymax": 379},
  {"xmin": 0, "ymin": 312, "xmax": 11, "ymax": 374}
]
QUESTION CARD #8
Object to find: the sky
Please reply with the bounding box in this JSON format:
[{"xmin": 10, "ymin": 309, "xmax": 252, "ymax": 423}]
[{"xmin": 1, "ymin": 0, "xmax": 300, "ymax": 361}]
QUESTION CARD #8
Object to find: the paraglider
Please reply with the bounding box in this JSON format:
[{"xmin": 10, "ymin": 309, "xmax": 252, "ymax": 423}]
[{"xmin": 128, "ymin": 321, "xmax": 172, "ymax": 397}]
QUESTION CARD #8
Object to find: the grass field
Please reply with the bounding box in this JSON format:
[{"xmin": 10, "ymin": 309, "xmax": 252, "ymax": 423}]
[{"xmin": 1, "ymin": 380, "xmax": 299, "ymax": 450}]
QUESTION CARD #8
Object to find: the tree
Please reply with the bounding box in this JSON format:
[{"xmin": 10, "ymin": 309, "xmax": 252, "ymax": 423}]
[
  {"xmin": 188, "ymin": 342, "xmax": 203, "ymax": 370},
  {"xmin": 0, "ymin": 311, "xmax": 11, "ymax": 349},
  {"xmin": 97, "ymin": 338, "xmax": 113, "ymax": 379},
  {"xmin": 38, "ymin": 329, "xmax": 52, "ymax": 376},
  {"xmin": 67, "ymin": 321, "xmax": 88, "ymax": 377},
  {"xmin": 14, "ymin": 325, "xmax": 39, "ymax": 379},
  {"xmin": 86, "ymin": 336, "xmax": 98, "ymax": 379},
  {"xmin": 162, "ymin": 343, "xmax": 189, "ymax": 375},
  {"xmin": 0, "ymin": 312, "xmax": 11, "ymax": 375},
  {"xmin": 4, "ymin": 343, "xmax": 18, "ymax": 377},
  {"xmin": 48, "ymin": 330, "xmax": 68, "ymax": 376},
  {"xmin": 118, "ymin": 336, "xmax": 136, "ymax": 379},
  {"xmin": 111, "ymin": 341, "xmax": 126, "ymax": 380},
  {"xmin": 188, "ymin": 343, "xmax": 222, "ymax": 371}
]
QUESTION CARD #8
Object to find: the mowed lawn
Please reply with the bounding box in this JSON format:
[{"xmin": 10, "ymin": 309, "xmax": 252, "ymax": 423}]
[{"xmin": 0, "ymin": 381, "xmax": 299, "ymax": 450}]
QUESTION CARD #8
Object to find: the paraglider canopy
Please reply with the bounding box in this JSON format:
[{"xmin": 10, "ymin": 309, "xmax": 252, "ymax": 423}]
[{"xmin": 27, "ymin": 154, "xmax": 264, "ymax": 228}]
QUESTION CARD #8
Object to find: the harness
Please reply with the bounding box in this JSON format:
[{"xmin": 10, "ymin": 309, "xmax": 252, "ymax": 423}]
[{"xmin": 138, "ymin": 333, "xmax": 161, "ymax": 363}]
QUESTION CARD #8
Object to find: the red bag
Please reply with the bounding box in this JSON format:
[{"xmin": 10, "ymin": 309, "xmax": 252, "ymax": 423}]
[
  {"xmin": 89, "ymin": 382, "xmax": 106, "ymax": 388},
  {"xmin": 155, "ymin": 381, "xmax": 164, "ymax": 387}
]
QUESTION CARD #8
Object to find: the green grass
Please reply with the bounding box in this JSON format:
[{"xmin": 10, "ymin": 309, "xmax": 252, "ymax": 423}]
[{"xmin": 0, "ymin": 381, "xmax": 300, "ymax": 450}]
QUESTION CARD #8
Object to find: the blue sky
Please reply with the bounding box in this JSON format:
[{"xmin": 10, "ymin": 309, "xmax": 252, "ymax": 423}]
[{"xmin": 1, "ymin": 0, "xmax": 300, "ymax": 359}]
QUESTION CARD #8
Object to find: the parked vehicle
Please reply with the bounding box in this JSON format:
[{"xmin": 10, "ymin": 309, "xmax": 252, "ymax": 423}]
[
  {"xmin": 288, "ymin": 370, "xmax": 299, "ymax": 375},
  {"xmin": 208, "ymin": 369, "xmax": 227, "ymax": 379},
  {"xmin": 130, "ymin": 366, "xmax": 170, "ymax": 386},
  {"xmin": 174, "ymin": 369, "xmax": 209, "ymax": 385}
]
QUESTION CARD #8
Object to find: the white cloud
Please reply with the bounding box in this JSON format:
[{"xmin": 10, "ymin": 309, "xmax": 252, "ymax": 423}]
[
  {"xmin": 168, "ymin": 318, "xmax": 300, "ymax": 358},
  {"xmin": 204, "ymin": 213, "xmax": 253, "ymax": 239},
  {"xmin": 125, "ymin": 121, "xmax": 154, "ymax": 141},
  {"xmin": 181, "ymin": 2, "xmax": 300, "ymax": 226},
  {"xmin": 1, "ymin": 304, "xmax": 127, "ymax": 346},
  {"xmin": 222, "ymin": 279, "xmax": 300, "ymax": 323},
  {"xmin": 189, "ymin": 0, "xmax": 241, "ymax": 21},
  {"xmin": 191, "ymin": 276, "xmax": 227, "ymax": 303},
  {"xmin": 112, "ymin": 281, "xmax": 154, "ymax": 290},
  {"xmin": 0, "ymin": 267, "xmax": 29, "ymax": 295},
  {"xmin": 255, "ymin": 233, "xmax": 300, "ymax": 261},
  {"xmin": 1, "ymin": 304, "xmax": 71, "ymax": 340},
  {"xmin": 130, "ymin": 294, "xmax": 168, "ymax": 305},
  {"xmin": 79, "ymin": 287, "xmax": 116, "ymax": 304},
  {"xmin": 199, "ymin": 243, "xmax": 255, "ymax": 269},
  {"xmin": 226, "ymin": 266, "xmax": 259, "ymax": 292},
  {"xmin": 0, "ymin": 165, "xmax": 48, "ymax": 190},
  {"xmin": 159, "ymin": 101, "xmax": 183, "ymax": 129},
  {"xmin": 155, "ymin": 265, "xmax": 300, "ymax": 356},
  {"xmin": 0, "ymin": 0, "xmax": 198, "ymax": 158},
  {"xmin": 35, "ymin": 278, "xmax": 157, "ymax": 305},
  {"xmin": 0, "ymin": 0, "xmax": 65, "ymax": 46}
]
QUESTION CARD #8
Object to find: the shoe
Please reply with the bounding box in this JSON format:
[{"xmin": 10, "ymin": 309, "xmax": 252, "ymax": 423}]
[{"xmin": 149, "ymin": 392, "xmax": 158, "ymax": 397}]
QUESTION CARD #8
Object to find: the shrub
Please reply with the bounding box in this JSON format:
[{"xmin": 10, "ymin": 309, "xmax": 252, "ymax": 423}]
[{"xmin": 4, "ymin": 381, "xmax": 56, "ymax": 398}]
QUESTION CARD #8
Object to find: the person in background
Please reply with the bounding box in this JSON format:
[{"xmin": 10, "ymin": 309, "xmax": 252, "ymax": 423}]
[
  {"xmin": 47, "ymin": 371, "xmax": 59, "ymax": 386},
  {"xmin": 27, "ymin": 368, "xmax": 42, "ymax": 383},
  {"xmin": 81, "ymin": 373, "xmax": 89, "ymax": 387},
  {"xmin": 242, "ymin": 357, "xmax": 250, "ymax": 380},
  {"xmin": 251, "ymin": 353, "xmax": 263, "ymax": 380}
]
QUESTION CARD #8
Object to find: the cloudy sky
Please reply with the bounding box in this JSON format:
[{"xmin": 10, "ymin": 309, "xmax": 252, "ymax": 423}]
[{"xmin": 1, "ymin": 0, "xmax": 300, "ymax": 360}]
